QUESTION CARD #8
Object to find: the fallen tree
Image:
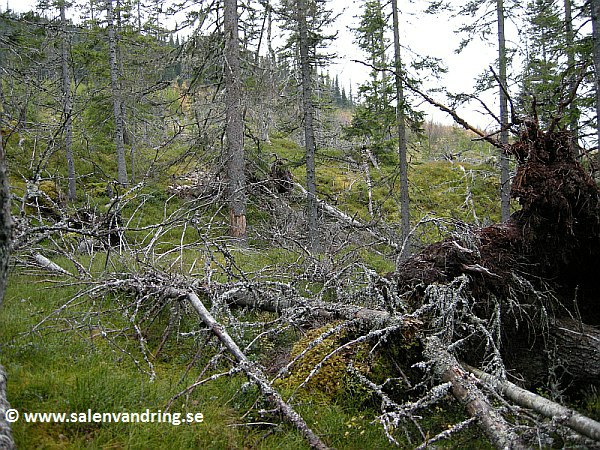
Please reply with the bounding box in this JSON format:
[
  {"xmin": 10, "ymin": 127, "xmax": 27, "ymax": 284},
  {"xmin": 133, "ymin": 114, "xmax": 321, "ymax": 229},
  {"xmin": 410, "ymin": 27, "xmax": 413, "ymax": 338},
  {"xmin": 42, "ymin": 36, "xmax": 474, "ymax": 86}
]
[
  {"xmin": 389, "ymin": 119, "xmax": 600, "ymax": 388},
  {"xmin": 11, "ymin": 117, "xmax": 600, "ymax": 449}
]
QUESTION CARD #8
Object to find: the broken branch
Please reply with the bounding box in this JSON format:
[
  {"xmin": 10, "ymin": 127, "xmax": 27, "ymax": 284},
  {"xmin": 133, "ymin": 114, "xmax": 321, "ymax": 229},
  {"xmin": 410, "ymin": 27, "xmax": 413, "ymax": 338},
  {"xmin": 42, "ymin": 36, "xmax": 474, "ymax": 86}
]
[
  {"xmin": 165, "ymin": 287, "xmax": 329, "ymax": 450},
  {"xmin": 465, "ymin": 364, "xmax": 600, "ymax": 442}
]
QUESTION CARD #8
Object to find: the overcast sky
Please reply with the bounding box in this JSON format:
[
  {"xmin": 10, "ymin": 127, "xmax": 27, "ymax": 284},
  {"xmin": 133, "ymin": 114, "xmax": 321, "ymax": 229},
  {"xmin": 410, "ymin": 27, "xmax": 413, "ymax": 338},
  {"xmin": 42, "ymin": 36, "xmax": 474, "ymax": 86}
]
[{"xmin": 4, "ymin": 0, "xmax": 500, "ymax": 128}]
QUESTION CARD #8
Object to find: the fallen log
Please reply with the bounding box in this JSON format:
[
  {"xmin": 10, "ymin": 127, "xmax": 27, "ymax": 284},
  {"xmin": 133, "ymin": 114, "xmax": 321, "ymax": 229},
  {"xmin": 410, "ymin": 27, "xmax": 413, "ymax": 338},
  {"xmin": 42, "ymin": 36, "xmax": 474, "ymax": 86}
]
[
  {"xmin": 31, "ymin": 253, "xmax": 74, "ymax": 277},
  {"xmin": 465, "ymin": 364, "xmax": 600, "ymax": 442},
  {"xmin": 294, "ymin": 182, "xmax": 401, "ymax": 251},
  {"xmin": 164, "ymin": 287, "xmax": 329, "ymax": 450},
  {"xmin": 222, "ymin": 281, "xmax": 600, "ymax": 388},
  {"xmin": 222, "ymin": 284, "xmax": 393, "ymax": 327},
  {"xmin": 424, "ymin": 336, "xmax": 526, "ymax": 450}
]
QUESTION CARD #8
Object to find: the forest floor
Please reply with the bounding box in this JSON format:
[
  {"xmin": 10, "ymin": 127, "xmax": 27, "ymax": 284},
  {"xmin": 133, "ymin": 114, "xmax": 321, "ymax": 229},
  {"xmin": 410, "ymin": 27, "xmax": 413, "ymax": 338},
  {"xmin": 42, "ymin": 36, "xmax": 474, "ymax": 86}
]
[{"xmin": 2, "ymin": 126, "xmax": 599, "ymax": 449}]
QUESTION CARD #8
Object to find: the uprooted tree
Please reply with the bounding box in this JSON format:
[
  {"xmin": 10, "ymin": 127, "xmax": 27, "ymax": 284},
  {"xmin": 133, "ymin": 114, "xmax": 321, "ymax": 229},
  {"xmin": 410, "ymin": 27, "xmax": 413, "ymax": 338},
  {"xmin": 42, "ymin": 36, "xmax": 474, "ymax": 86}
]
[{"xmin": 8, "ymin": 113, "xmax": 600, "ymax": 448}]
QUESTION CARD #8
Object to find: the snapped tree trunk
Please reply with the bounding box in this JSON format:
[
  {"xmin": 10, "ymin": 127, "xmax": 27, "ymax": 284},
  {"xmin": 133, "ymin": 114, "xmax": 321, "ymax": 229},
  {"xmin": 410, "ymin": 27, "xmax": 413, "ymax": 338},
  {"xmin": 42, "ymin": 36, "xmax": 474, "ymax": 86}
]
[
  {"xmin": 224, "ymin": 0, "xmax": 247, "ymax": 240},
  {"xmin": 297, "ymin": 0, "xmax": 319, "ymax": 253},
  {"xmin": 106, "ymin": 0, "xmax": 128, "ymax": 186}
]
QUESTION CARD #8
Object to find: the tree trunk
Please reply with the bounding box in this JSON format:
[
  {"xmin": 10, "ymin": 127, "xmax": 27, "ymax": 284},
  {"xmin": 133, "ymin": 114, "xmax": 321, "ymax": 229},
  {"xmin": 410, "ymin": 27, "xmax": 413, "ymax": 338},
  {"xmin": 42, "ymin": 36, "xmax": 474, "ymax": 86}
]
[
  {"xmin": 224, "ymin": 0, "xmax": 247, "ymax": 240},
  {"xmin": 60, "ymin": 0, "xmax": 76, "ymax": 201},
  {"xmin": 0, "ymin": 120, "xmax": 15, "ymax": 449},
  {"xmin": 390, "ymin": 0, "xmax": 410, "ymax": 258},
  {"xmin": 592, "ymin": 0, "xmax": 600, "ymax": 179},
  {"xmin": 497, "ymin": 0, "xmax": 511, "ymax": 221},
  {"xmin": 297, "ymin": 0, "xmax": 319, "ymax": 253},
  {"xmin": 106, "ymin": 0, "xmax": 128, "ymax": 186},
  {"xmin": 564, "ymin": 0, "xmax": 579, "ymax": 149},
  {"xmin": 361, "ymin": 146, "xmax": 374, "ymax": 218},
  {"xmin": 424, "ymin": 337, "xmax": 526, "ymax": 450},
  {"xmin": 466, "ymin": 365, "xmax": 600, "ymax": 441}
]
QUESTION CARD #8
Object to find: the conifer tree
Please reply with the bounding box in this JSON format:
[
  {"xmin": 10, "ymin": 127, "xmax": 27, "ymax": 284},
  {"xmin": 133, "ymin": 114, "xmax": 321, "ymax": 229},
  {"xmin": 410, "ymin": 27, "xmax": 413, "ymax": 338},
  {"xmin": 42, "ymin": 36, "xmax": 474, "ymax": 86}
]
[
  {"xmin": 106, "ymin": 0, "xmax": 128, "ymax": 186},
  {"xmin": 59, "ymin": 0, "xmax": 76, "ymax": 201},
  {"xmin": 224, "ymin": 0, "xmax": 247, "ymax": 239},
  {"xmin": 438, "ymin": 0, "xmax": 523, "ymax": 222},
  {"xmin": 519, "ymin": 0, "xmax": 565, "ymax": 127}
]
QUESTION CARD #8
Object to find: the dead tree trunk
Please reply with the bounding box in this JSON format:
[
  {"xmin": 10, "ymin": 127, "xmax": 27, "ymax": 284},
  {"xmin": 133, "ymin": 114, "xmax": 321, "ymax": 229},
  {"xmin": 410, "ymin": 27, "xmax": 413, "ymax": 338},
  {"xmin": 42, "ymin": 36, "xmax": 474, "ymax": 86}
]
[
  {"xmin": 106, "ymin": 0, "xmax": 128, "ymax": 186},
  {"xmin": 466, "ymin": 365, "xmax": 600, "ymax": 441},
  {"xmin": 296, "ymin": 0, "xmax": 319, "ymax": 253},
  {"xmin": 166, "ymin": 288, "xmax": 329, "ymax": 450},
  {"xmin": 0, "ymin": 127, "xmax": 15, "ymax": 449},
  {"xmin": 60, "ymin": 0, "xmax": 76, "ymax": 201},
  {"xmin": 224, "ymin": 0, "xmax": 247, "ymax": 240},
  {"xmin": 424, "ymin": 337, "xmax": 526, "ymax": 450}
]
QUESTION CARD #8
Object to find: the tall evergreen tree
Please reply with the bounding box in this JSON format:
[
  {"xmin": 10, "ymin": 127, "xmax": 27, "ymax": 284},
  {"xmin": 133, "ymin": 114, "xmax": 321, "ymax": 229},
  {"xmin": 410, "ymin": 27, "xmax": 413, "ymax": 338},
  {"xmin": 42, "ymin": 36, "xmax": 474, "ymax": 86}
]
[
  {"xmin": 106, "ymin": 0, "xmax": 128, "ymax": 186},
  {"xmin": 519, "ymin": 0, "xmax": 564, "ymax": 127},
  {"xmin": 348, "ymin": 0, "xmax": 395, "ymax": 153},
  {"xmin": 59, "ymin": 0, "xmax": 76, "ymax": 201}
]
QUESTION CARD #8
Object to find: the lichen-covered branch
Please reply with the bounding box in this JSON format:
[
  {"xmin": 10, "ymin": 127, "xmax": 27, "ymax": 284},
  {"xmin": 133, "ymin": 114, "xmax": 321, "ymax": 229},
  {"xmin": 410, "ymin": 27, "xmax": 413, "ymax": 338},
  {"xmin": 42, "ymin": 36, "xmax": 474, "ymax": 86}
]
[
  {"xmin": 424, "ymin": 336, "xmax": 526, "ymax": 450},
  {"xmin": 466, "ymin": 365, "xmax": 600, "ymax": 442},
  {"xmin": 165, "ymin": 288, "xmax": 329, "ymax": 450}
]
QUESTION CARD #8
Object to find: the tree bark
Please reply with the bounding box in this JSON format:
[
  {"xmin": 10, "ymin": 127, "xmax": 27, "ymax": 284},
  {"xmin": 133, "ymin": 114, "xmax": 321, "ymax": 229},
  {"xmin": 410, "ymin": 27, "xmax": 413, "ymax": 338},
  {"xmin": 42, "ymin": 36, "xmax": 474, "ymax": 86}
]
[
  {"xmin": 591, "ymin": 0, "xmax": 600, "ymax": 179},
  {"xmin": 496, "ymin": 0, "xmax": 511, "ymax": 221},
  {"xmin": 222, "ymin": 284, "xmax": 395, "ymax": 326},
  {"xmin": 297, "ymin": 0, "xmax": 319, "ymax": 253},
  {"xmin": 466, "ymin": 365, "xmax": 600, "ymax": 441},
  {"xmin": 390, "ymin": 0, "xmax": 411, "ymax": 258},
  {"xmin": 0, "ymin": 119, "xmax": 15, "ymax": 449},
  {"xmin": 224, "ymin": 0, "xmax": 247, "ymax": 240},
  {"xmin": 60, "ymin": 0, "xmax": 76, "ymax": 201},
  {"xmin": 424, "ymin": 337, "xmax": 526, "ymax": 450},
  {"xmin": 106, "ymin": 0, "xmax": 128, "ymax": 186}
]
